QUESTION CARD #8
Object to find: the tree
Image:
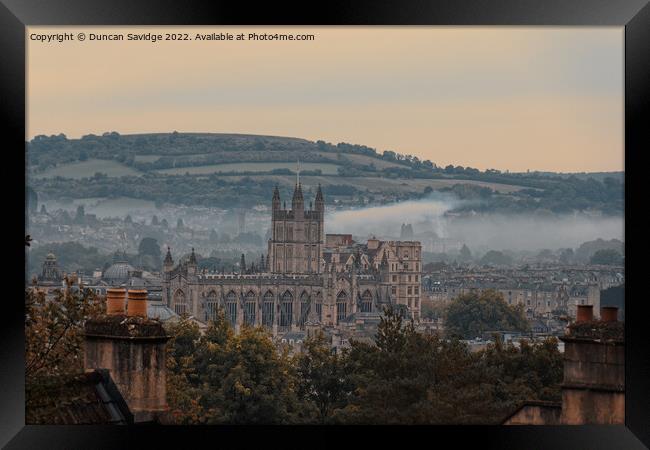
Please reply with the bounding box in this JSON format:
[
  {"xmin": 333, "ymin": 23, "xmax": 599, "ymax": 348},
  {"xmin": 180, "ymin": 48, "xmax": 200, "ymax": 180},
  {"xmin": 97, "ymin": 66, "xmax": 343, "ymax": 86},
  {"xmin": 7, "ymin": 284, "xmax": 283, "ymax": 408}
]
[
  {"xmin": 165, "ymin": 309, "xmax": 309, "ymax": 425},
  {"xmin": 295, "ymin": 332, "xmax": 351, "ymax": 422},
  {"xmin": 25, "ymin": 279, "xmax": 104, "ymax": 380},
  {"xmin": 480, "ymin": 250, "xmax": 512, "ymax": 266},
  {"xmin": 559, "ymin": 248, "xmax": 574, "ymax": 264},
  {"xmin": 445, "ymin": 290, "xmax": 529, "ymax": 339},
  {"xmin": 590, "ymin": 249, "xmax": 623, "ymax": 266},
  {"xmin": 137, "ymin": 237, "xmax": 162, "ymax": 270}
]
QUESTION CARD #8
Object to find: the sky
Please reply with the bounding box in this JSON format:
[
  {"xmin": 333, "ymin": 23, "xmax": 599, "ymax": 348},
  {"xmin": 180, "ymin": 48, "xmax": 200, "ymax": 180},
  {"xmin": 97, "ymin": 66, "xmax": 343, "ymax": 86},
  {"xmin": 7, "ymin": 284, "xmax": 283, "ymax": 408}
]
[{"xmin": 27, "ymin": 26, "xmax": 624, "ymax": 172}]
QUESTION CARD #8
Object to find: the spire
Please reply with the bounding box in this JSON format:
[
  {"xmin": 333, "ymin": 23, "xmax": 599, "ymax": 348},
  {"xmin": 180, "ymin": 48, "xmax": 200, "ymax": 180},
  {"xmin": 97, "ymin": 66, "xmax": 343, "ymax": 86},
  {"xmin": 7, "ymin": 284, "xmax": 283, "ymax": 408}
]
[
  {"xmin": 272, "ymin": 185, "xmax": 281, "ymax": 214},
  {"xmin": 381, "ymin": 250, "xmax": 389, "ymax": 268},
  {"xmin": 292, "ymin": 180, "xmax": 304, "ymax": 212},
  {"xmin": 296, "ymin": 157, "xmax": 301, "ymax": 186},
  {"xmin": 188, "ymin": 247, "xmax": 197, "ymax": 265},
  {"xmin": 164, "ymin": 246, "xmax": 173, "ymax": 265},
  {"xmin": 315, "ymin": 183, "xmax": 324, "ymax": 212},
  {"xmin": 240, "ymin": 253, "xmax": 246, "ymax": 273}
]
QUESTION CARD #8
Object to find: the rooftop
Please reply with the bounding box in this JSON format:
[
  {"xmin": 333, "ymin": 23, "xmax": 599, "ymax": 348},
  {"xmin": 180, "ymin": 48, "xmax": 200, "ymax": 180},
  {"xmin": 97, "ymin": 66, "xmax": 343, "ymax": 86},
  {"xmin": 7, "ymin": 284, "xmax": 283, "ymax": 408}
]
[
  {"xmin": 26, "ymin": 369, "xmax": 133, "ymax": 425},
  {"xmin": 84, "ymin": 315, "xmax": 167, "ymax": 338},
  {"xmin": 564, "ymin": 320, "xmax": 624, "ymax": 342}
]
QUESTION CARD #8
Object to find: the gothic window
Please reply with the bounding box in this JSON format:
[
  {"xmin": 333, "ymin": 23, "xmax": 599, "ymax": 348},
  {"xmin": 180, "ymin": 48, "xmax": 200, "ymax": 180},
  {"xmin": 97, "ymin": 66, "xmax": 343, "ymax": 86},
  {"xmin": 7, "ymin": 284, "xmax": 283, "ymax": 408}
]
[
  {"xmin": 280, "ymin": 290, "xmax": 293, "ymax": 329},
  {"xmin": 315, "ymin": 292, "xmax": 323, "ymax": 321},
  {"xmin": 336, "ymin": 291, "xmax": 348, "ymax": 322},
  {"xmin": 173, "ymin": 290, "xmax": 188, "ymax": 316},
  {"xmin": 205, "ymin": 290, "xmax": 218, "ymax": 322},
  {"xmin": 226, "ymin": 291, "xmax": 237, "ymax": 326},
  {"xmin": 299, "ymin": 291, "xmax": 309, "ymax": 327},
  {"xmin": 360, "ymin": 290, "xmax": 372, "ymax": 313},
  {"xmin": 244, "ymin": 290, "xmax": 256, "ymax": 326},
  {"xmin": 262, "ymin": 291, "xmax": 275, "ymax": 328},
  {"xmin": 287, "ymin": 224, "xmax": 293, "ymax": 241}
]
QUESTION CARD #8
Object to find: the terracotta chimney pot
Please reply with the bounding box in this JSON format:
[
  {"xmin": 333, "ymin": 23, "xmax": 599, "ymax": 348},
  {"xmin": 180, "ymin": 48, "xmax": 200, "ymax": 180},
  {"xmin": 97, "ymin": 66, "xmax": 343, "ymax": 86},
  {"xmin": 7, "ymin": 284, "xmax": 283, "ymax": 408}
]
[
  {"xmin": 106, "ymin": 288, "xmax": 126, "ymax": 315},
  {"xmin": 127, "ymin": 289, "xmax": 148, "ymax": 318},
  {"xmin": 576, "ymin": 305, "xmax": 594, "ymax": 323},
  {"xmin": 600, "ymin": 306, "xmax": 618, "ymax": 323}
]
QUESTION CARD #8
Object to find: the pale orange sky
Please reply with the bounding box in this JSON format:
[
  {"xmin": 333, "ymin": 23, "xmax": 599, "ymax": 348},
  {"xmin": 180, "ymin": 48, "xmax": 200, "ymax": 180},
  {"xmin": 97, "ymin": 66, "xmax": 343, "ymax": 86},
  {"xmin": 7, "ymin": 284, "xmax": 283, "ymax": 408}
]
[{"xmin": 27, "ymin": 26, "xmax": 624, "ymax": 172}]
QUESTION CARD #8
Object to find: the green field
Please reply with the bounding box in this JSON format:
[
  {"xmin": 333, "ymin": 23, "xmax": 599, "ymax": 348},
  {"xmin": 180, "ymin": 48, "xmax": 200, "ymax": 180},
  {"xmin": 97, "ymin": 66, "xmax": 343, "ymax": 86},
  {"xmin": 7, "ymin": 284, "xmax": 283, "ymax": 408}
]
[
  {"xmin": 155, "ymin": 162, "xmax": 341, "ymax": 175},
  {"xmin": 32, "ymin": 159, "xmax": 141, "ymax": 179},
  {"xmin": 133, "ymin": 154, "xmax": 163, "ymax": 162},
  {"xmin": 219, "ymin": 174, "xmax": 527, "ymax": 194},
  {"xmin": 322, "ymin": 152, "xmax": 409, "ymax": 169}
]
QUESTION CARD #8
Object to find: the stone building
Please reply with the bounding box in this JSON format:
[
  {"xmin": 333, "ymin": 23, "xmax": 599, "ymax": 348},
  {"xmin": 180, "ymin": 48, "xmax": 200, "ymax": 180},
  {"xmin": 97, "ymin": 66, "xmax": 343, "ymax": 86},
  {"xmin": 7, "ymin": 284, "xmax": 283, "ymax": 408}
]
[
  {"xmin": 503, "ymin": 305, "xmax": 624, "ymax": 425},
  {"xmin": 161, "ymin": 183, "xmax": 423, "ymax": 336}
]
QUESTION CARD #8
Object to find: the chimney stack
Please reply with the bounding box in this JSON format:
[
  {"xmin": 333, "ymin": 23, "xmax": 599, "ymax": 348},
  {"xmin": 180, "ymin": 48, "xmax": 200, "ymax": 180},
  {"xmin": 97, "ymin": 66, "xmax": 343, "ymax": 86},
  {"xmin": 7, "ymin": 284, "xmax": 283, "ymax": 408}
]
[
  {"xmin": 576, "ymin": 305, "xmax": 593, "ymax": 323},
  {"xmin": 600, "ymin": 306, "xmax": 618, "ymax": 323},
  {"xmin": 84, "ymin": 310, "xmax": 169, "ymax": 423},
  {"xmin": 127, "ymin": 289, "xmax": 148, "ymax": 318},
  {"xmin": 106, "ymin": 288, "xmax": 126, "ymax": 315}
]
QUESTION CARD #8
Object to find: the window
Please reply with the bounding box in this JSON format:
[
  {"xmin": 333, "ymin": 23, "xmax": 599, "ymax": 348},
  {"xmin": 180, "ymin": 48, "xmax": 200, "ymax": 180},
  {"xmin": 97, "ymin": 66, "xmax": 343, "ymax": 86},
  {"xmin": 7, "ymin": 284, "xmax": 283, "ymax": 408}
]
[
  {"xmin": 205, "ymin": 291, "xmax": 218, "ymax": 322},
  {"xmin": 244, "ymin": 291, "xmax": 256, "ymax": 326},
  {"xmin": 415, "ymin": 286, "xmax": 419, "ymax": 295},
  {"xmin": 225, "ymin": 291, "xmax": 237, "ymax": 326},
  {"xmin": 408, "ymin": 275, "xmax": 412, "ymax": 282},
  {"xmin": 262, "ymin": 291, "xmax": 274, "ymax": 328},
  {"xmin": 280, "ymin": 291, "xmax": 293, "ymax": 329},
  {"xmin": 391, "ymin": 286, "xmax": 397, "ymax": 295},
  {"xmin": 360, "ymin": 290, "xmax": 372, "ymax": 313},
  {"xmin": 299, "ymin": 292, "xmax": 309, "ymax": 326},
  {"xmin": 315, "ymin": 292, "xmax": 323, "ymax": 321},
  {"xmin": 337, "ymin": 291, "xmax": 347, "ymax": 322},
  {"xmin": 392, "ymin": 275, "xmax": 397, "ymax": 282},
  {"xmin": 407, "ymin": 286, "xmax": 412, "ymax": 295},
  {"xmin": 174, "ymin": 290, "xmax": 188, "ymax": 316}
]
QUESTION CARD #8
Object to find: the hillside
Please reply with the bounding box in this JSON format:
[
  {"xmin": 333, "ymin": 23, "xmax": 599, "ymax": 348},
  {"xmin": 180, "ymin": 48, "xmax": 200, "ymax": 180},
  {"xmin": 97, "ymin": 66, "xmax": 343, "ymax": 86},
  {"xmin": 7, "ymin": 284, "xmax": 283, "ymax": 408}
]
[{"xmin": 27, "ymin": 132, "xmax": 624, "ymax": 215}]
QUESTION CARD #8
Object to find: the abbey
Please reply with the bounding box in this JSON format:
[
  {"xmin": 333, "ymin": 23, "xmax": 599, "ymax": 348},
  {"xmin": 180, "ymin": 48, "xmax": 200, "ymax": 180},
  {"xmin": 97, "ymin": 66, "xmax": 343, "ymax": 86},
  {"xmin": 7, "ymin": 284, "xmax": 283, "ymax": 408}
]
[{"xmin": 162, "ymin": 182, "xmax": 422, "ymax": 337}]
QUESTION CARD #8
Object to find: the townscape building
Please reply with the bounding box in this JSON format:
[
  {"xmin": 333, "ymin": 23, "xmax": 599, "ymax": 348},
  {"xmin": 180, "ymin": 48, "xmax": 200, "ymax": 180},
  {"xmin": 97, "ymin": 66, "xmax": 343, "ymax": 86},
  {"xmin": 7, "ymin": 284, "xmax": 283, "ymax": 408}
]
[{"xmin": 161, "ymin": 183, "xmax": 423, "ymax": 338}]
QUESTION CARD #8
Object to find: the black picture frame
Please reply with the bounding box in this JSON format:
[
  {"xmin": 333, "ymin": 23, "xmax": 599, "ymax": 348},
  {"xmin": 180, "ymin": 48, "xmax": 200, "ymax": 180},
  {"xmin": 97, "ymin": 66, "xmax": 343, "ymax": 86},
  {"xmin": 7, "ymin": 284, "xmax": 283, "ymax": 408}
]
[{"xmin": 2, "ymin": 0, "xmax": 647, "ymax": 448}]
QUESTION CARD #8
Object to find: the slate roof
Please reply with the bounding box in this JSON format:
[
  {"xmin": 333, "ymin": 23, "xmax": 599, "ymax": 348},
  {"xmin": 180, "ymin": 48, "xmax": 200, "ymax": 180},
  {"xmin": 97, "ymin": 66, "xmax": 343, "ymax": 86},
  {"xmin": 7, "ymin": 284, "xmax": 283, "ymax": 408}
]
[{"xmin": 26, "ymin": 369, "xmax": 133, "ymax": 425}]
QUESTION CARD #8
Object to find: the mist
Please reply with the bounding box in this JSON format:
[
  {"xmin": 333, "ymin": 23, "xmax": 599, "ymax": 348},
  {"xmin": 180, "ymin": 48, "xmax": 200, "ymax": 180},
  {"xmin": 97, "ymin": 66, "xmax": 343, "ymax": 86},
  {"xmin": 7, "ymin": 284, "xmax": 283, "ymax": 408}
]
[{"xmin": 325, "ymin": 196, "xmax": 624, "ymax": 253}]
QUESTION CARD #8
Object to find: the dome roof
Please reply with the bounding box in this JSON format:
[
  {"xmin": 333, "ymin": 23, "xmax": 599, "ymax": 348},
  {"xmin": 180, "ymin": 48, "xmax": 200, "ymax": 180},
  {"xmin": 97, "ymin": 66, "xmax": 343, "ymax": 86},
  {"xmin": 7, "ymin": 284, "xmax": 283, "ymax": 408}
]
[
  {"xmin": 46, "ymin": 253, "xmax": 57, "ymax": 260},
  {"xmin": 103, "ymin": 262, "xmax": 135, "ymax": 283}
]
